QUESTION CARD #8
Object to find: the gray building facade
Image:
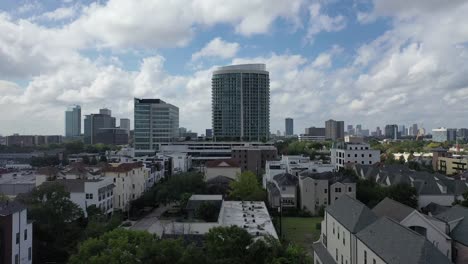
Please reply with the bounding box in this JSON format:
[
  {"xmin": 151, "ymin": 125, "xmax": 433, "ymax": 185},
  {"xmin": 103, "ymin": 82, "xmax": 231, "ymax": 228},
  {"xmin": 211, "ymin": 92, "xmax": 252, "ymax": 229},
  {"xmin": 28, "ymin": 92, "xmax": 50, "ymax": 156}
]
[
  {"xmin": 212, "ymin": 64, "xmax": 270, "ymax": 141},
  {"xmin": 84, "ymin": 108, "xmax": 116, "ymax": 144},
  {"xmin": 65, "ymin": 105, "xmax": 81, "ymax": 137},
  {"xmin": 285, "ymin": 118, "xmax": 293, "ymax": 136},
  {"xmin": 134, "ymin": 98, "xmax": 179, "ymax": 155},
  {"xmin": 325, "ymin": 119, "xmax": 344, "ymax": 141}
]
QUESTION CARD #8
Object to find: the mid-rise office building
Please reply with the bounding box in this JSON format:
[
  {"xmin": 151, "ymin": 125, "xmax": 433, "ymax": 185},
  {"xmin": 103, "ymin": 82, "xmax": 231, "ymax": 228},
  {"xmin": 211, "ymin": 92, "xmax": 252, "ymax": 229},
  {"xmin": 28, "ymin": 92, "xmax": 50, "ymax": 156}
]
[
  {"xmin": 385, "ymin": 124, "xmax": 398, "ymax": 139},
  {"xmin": 212, "ymin": 64, "xmax": 270, "ymax": 141},
  {"xmin": 285, "ymin": 118, "xmax": 293, "ymax": 136},
  {"xmin": 65, "ymin": 105, "xmax": 81, "ymax": 138},
  {"xmin": 412, "ymin": 123, "xmax": 419, "ymax": 136},
  {"xmin": 119, "ymin": 118, "xmax": 131, "ymax": 132},
  {"xmin": 432, "ymin": 127, "xmax": 457, "ymax": 142},
  {"xmin": 205, "ymin": 129, "xmax": 213, "ymax": 138},
  {"xmin": 134, "ymin": 98, "xmax": 179, "ymax": 155},
  {"xmin": 458, "ymin": 128, "xmax": 468, "ymax": 141},
  {"xmin": 231, "ymin": 145, "xmax": 278, "ymax": 174},
  {"xmin": 0, "ymin": 201, "xmax": 33, "ymax": 264},
  {"xmin": 299, "ymin": 127, "xmax": 326, "ymax": 142},
  {"xmin": 84, "ymin": 108, "xmax": 116, "ymax": 144},
  {"xmin": 325, "ymin": 119, "xmax": 344, "ymax": 141}
]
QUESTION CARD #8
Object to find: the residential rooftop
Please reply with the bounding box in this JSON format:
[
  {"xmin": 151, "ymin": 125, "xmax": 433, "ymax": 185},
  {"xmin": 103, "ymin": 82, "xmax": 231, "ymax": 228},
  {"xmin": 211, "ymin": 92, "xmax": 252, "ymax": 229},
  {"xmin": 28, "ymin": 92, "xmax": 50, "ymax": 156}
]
[{"xmin": 0, "ymin": 201, "xmax": 26, "ymax": 216}]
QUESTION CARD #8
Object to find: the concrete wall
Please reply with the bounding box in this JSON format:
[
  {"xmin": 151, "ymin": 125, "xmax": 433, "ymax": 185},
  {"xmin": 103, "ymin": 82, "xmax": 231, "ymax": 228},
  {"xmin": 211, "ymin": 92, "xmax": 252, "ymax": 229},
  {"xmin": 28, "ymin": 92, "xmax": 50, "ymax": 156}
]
[
  {"xmin": 299, "ymin": 177, "xmax": 328, "ymax": 215},
  {"xmin": 325, "ymin": 212, "xmax": 353, "ymax": 264},
  {"xmin": 11, "ymin": 209, "xmax": 32, "ymax": 264},
  {"xmin": 356, "ymin": 239, "xmax": 386, "ymax": 264},
  {"xmin": 205, "ymin": 167, "xmax": 240, "ymax": 181}
]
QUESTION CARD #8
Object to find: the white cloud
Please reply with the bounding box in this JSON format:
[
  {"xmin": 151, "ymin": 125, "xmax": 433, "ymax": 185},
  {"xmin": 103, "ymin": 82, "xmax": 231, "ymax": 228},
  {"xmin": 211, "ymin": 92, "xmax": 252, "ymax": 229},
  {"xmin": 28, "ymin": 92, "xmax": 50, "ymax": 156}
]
[
  {"xmin": 306, "ymin": 3, "xmax": 346, "ymax": 42},
  {"xmin": 192, "ymin": 37, "xmax": 240, "ymax": 61},
  {"xmin": 37, "ymin": 6, "xmax": 78, "ymax": 21}
]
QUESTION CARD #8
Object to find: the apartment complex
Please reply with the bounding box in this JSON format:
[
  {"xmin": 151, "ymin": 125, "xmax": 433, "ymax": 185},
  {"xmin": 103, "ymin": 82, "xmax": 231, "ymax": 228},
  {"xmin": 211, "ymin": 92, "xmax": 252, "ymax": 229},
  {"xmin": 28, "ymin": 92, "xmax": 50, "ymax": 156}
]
[
  {"xmin": 313, "ymin": 195, "xmax": 451, "ymax": 264},
  {"xmin": 230, "ymin": 145, "xmax": 277, "ymax": 173},
  {"xmin": 65, "ymin": 105, "xmax": 81, "ymax": 138},
  {"xmin": 330, "ymin": 142, "xmax": 381, "ymax": 169},
  {"xmin": 325, "ymin": 119, "xmax": 344, "ymax": 141},
  {"xmin": 212, "ymin": 64, "xmax": 270, "ymax": 141},
  {"xmin": 134, "ymin": 98, "xmax": 179, "ymax": 155},
  {"xmin": 5, "ymin": 134, "xmax": 63, "ymax": 147},
  {"xmin": 0, "ymin": 201, "xmax": 33, "ymax": 264}
]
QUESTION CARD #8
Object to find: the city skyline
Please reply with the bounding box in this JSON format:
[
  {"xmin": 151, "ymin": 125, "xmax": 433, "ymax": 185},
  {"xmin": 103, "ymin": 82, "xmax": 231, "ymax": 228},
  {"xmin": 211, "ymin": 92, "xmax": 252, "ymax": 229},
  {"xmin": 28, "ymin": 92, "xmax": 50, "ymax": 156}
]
[{"xmin": 1, "ymin": 1, "xmax": 468, "ymax": 135}]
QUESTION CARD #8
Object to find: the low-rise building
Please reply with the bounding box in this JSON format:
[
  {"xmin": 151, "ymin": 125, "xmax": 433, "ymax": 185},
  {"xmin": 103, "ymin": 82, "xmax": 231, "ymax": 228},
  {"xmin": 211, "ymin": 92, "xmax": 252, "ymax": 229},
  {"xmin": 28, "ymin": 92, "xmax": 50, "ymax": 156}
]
[
  {"xmin": 330, "ymin": 142, "xmax": 380, "ymax": 169},
  {"xmin": 0, "ymin": 201, "xmax": 33, "ymax": 264},
  {"xmin": 41, "ymin": 177, "xmax": 115, "ymax": 217},
  {"xmin": 204, "ymin": 159, "xmax": 241, "ymax": 181},
  {"xmin": 266, "ymin": 172, "xmax": 298, "ymax": 208},
  {"xmin": 0, "ymin": 171, "xmax": 37, "ymax": 198},
  {"xmin": 298, "ymin": 171, "xmax": 356, "ymax": 215},
  {"xmin": 312, "ymin": 195, "xmax": 451, "ymax": 264},
  {"xmin": 101, "ymin": 163, "xmax": 148, "ymax": 211},
  {"xmin": 438, "ymin": 156, "xmax": 468, "ymax": 175},
  {"xmin": 230, "ymin": 145, "xmax": 277, "ymax": 174}
]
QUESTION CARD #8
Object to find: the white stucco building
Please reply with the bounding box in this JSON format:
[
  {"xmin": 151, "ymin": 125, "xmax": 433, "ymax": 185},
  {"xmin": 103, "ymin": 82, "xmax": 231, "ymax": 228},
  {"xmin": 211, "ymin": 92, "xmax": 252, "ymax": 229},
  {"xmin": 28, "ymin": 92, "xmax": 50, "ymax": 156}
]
[
  {"xmin": 0, "ymin": 201, "xmax": 33, "ymax": 264},
  {"xmin": 204, "ymin": 159, "xmax": 241, "ymax": 181},
  {"xmin": 330, "ymin": 142, "xmax": 380, "ymax": 169}
]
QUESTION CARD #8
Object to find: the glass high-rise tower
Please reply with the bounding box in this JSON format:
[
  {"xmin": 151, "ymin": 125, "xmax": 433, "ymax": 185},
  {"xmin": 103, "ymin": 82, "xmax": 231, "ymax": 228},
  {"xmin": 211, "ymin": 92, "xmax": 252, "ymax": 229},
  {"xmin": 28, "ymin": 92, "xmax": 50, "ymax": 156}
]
[
  {"xmin": 212, "ymin": 64, "xmax": 270, "ymax": 141},
  {"xmin": 134, "ymin": 98, "xmax": 179, "ymax": 155},
  {"xmin": 65, "ymin": 105, "xmax": 81, "ymax": 137}
]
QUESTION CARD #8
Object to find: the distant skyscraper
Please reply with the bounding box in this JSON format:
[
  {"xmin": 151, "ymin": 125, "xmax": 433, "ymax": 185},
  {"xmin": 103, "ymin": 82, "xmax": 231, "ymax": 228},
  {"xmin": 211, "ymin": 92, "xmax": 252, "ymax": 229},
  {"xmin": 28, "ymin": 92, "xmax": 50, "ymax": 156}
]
[
  {"xmin": 385, "ymin": 124, "xmax": 398, "ymax": 139},
  {"xmin": 347, "ymin": 125, "xmax": 354, "ymax": 135},
  {"xmin": 119, "ymin": 118, "xmax": 130, "ymax": 132},
  {"xmin": 205, "ymin": 129, "xmax": 213, "ymax": 138},
  {"xmin": 285, "ymin": 118, "xmax": 294, "ymax": 136},
  {"xmin": 458, "ymin": 128, "xmax": 468, "ymax": 140},
  {"xmin": 375, "ymin": 127, "xmax": 382, "ymax": 137},
  {"xmin": 399, "ymin": 125, "xmax": 406, "ymax": 136},
  {"xmin": 412, "ymin": 124, "xmax": 418, "ymax": 136},
  {"xmin": 134, "ymin": 98, "xmax": 179, "ymax": 155},
  {"xmin": 65, "ymin": 105, "xmax": 81, "ymax": 137},
  {"xmin": 84, "ymin": 108, "xmax": 116, "ymax": 144},
  {"xmin": 325, "ymin": 119, "xmax": 344, "ymax": 140},
  {"xmin": 212, "ymin": 64, "xmax": 270, "ymax": 141},
  {"xmin": 356, "ymin": 124, "xmax": 362, "ymax": 136}
]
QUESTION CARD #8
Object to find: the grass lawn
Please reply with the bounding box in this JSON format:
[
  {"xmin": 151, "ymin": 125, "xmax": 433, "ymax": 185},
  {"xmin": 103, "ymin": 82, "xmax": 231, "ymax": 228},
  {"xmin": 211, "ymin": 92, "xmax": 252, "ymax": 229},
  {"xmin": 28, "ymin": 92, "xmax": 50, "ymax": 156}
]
[{"xmin": 281, "ymin": 217, "xmax": 323, "ymax": 248}]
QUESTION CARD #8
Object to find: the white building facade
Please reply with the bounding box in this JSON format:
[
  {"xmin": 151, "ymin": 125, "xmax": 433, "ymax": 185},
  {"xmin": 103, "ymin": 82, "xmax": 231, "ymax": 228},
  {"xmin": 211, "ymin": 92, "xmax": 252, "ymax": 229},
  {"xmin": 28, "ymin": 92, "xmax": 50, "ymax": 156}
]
[{"xmin": 331, "ymin": 142, "xmax": 380, "ymax": 169}]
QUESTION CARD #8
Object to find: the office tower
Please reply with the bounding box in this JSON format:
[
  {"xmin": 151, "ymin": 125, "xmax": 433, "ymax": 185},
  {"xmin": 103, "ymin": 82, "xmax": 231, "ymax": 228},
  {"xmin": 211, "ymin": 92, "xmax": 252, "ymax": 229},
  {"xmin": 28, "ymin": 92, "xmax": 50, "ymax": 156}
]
[
  {"xmin": 84, "ymin": 109, "xmax": 116, "ymax": 144},
  {"xmin": 384, "ymin": 124, "xmax": 398, "ymax": 139},
  {"xmin": 134, "ymin": 98, "xmax": 179, "ymax": 155},
  {"xmin": 375, "ymin": 127, "xmax": 382, "ymax": 137},
  {"xmin": 347, "ymin": 125, "xmax": 354, "ymax": 136},
  {"xmin": 285, "ymin": 118, "xmax": 294, "ymax": 136},
  {"xmin": 305, "ymin": 127, "xmax": 326, "ymax": 137},
  {"xmin": 447, "ymin": 128, "xmax": 457, "ymax": 141},
  {"xmin": 120, "ymin": 118, "xmax": 130, "ymax": 132},
  {"xmin": 356, "ymin": 124, "xmax": 362, "ymax": 136},
  {"xmin": 399, "ymin": 125, "xmax": 406, "ymax": 136},
  {"xmin": 412, "ymin": 124, "xmax": 418, "ymax": 136},
  {"xmin": 458, "ymin": 128, "xmax": 468, "ymax": 141},
  {"xmin": 178, "ymin": 127, "xmax": 187, "ymax": 138},
  {"xmin": 65, "ymin": 105, "xmax": 81, "ymax": 137},
  {"xmin": 205, "ymin": 129, "xmax": 213, "ymax": 138},
  {"xmin": 325, "ymin": 119, "xmax": 344, "ymax": 140},
  {"xmin": 212, "ymin": 64, "xmax": 270, "ymax": 141}
]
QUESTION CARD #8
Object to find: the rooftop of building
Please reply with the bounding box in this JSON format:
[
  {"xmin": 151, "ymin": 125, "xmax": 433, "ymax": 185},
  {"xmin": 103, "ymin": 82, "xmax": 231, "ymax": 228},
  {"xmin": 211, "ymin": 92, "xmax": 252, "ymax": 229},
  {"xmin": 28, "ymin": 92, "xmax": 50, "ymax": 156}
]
[
  {"xmin": 220, "ymin": 200, "xmax": 278, "ymax": 239},
  {"xmin": 299, "ymin": 171, "xmax": 355, "ymax": 184},
  {"xmin": 214, "ymin": 64, "xmax": 266, "ymax": 72},
  {"xmin": 101, "ymin": 162, "xmax": 144, "ymax": 173},
  {"xmin": 272, "ymin": 172, "xmax": 297, "ymax": 186},
  {"xmin": 205, "ymin": 159, "xmax": 240, "ymax": 168},
  {"xmin": 0, "ymin": 201, "xmax": 26, "ymax": 216},
  {"xmin": 0, "ymin": 170, "xmax": 38, "ymax": 185},
  {"xmin": 134, "ymin": 98, "xmax": 166, "ymax": 104},
  {"xmin": 435, "ymin": 205, "xmax": 468, "ymax": 246},
  {"xmin": 326, "ymin": 195, "xmax": 377, "ymax": 233},
  {"xmin": 189, "ymin": 194, "xmax": 223, "ymax": 201},
  {"xmin": 372, "ymin": 197, "xmax": 416, "ymax": 222},
  {"xmin": 231, "ymin": 145, "xmax": 277, "ymax": 150},
  {"xmin": 356, "ymin": 217, "xmax": 451, "ymax": 264}
]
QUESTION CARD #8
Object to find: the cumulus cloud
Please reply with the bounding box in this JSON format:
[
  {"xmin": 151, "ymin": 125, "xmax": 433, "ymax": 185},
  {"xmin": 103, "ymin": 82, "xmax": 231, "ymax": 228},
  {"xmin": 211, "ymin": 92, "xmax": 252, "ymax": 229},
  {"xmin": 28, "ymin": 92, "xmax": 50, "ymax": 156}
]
[
  {"xmin": 306, "ymin": 3, "xmax": 346, "ymax": 42},
  {"xmin": 36, "ymin": 6, "xmax": 78, "ymax": 21},
  {"xmin": 192, "ymin": 38, "xmax": 240, "ymax": 61}
]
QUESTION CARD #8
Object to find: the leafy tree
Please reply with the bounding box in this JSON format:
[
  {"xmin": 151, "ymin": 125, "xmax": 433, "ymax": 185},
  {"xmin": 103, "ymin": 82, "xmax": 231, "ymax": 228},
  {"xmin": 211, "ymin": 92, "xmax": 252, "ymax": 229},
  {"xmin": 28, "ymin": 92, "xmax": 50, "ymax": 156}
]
[
  {"xmin": 155, "ymin": 172, "xmax": 206, "ymax": 204},
  {"xmin": 16, "ymin": 183, "xmax": 85, "ymax": 263},
  {"xmin": 205, "ymin": 226, "xmax": 252, "ymax": 262},
  {"xmin": 461, "ymin": 190, "xmax": 468, "ymax": 207},
  {"xmin": 229, "ymin": 171, "xmax": 266, "ymax": 201},
  {"xmin": 99, "ymin": 155, "xmax": 108, "ymax": 162},
  {"xmin": 356, "ymin": 179, "xmax": 387, "ymax": 208},
  {"xmin": 65, "ymin": 141, "xmax": 85, "ymax": 154},
  {"xmin": 89, "ymin": 156, "xmax": 98, "ymax": 165},
  {"xmin": 195, "ymin": 201, "xmax": 220, "ymax": 222},
  {"xmin": 0, "ymin": 193, "xmax": 9, "ymax": 202},
  {"xmin": 398, "ymin": 155, "xmax": 406, "ymax": 164},
  {"xmin": 386, "ymin": 183, "xmax": 418, "ymax": 208},
  {"xmin": 82, "ymin": 155, "xmax": 90, "ymax": 164},
  {"xmin": 30, "ymin": 156, "xmax": 60, "ymax": 167}
]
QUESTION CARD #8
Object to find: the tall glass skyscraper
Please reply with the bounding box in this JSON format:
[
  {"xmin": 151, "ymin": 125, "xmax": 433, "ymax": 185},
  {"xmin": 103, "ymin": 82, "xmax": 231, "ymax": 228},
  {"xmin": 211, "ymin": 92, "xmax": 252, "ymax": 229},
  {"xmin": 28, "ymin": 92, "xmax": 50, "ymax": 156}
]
[
  {"xmin": 134, "ymin": 98, "xmax": 179, "ymax": 155},
  {"xmin": 84, "ymin": 108, "xmax": 116, "ymax": 144},
  {"xmin": 65, "ymin": 105, "xmax": 81, "ymax": 137},
  {"xmin": 285, "ymin": 118, "xmax": 293, "ymax": 136},
  {"xmin": 212, "ymin": 64, "xmax": 270, "ymax": 141}
]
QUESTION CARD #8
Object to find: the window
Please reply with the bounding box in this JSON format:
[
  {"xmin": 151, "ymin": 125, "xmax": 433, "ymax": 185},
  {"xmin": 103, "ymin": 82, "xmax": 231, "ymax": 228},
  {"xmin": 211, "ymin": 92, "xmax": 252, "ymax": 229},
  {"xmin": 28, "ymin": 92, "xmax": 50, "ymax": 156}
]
[
  {"xmin": 336, "ymin": 249, "xmax": 338, "ymax": 261},
  {"xmin": 343, "ymin": 231, "xmax": 345, "ymax": 245},
  {"xmin": 341, "ymin": 255, "xmax": 343, "ymax": 264},
  {"xmin": 361, "ymin": 154, "xmax": 364, "ymax": 157},
  {"xmin": 373, "ymin": 259, "xmax": 376, "ymax": 264},
  {"xmin": 24, "ymin": 229, "xmax": 27, "ymax": 240},
  {"xmin": 369, "ymin": 154, "xmax": 372, "ymax": 157},
  {"xmin": 86, "ymin": 193, "xmax": 93, "ymax": 199},
  {"xmin": 348, "ymin": 187, "xmax": 352, "ymax": 192},
  {"xmin": 364, "ymin": 250, "xmax": 367, "ymax": 264},
  {"xmin": 324, "ymin": 189, "xmax": 328, "ymax": 194},
  {"xmin": 335, "ymin": 188, "xmax": 342, "ymax": 193},
  {"xmin": 132, "ymin": 184, "xmax": 135, "ymax": 189},
  {"xmin": 28, "ymin": 247, "xmax": 32, "ymax": 260},
  {"xmin": 333, "ymin": 222, "xmax": 335, "ymax": 234},
  {"xmin": 113, "ymin": 178, "xmax": 116, "ymax": 182},
  {"xmin": 16, "ymin": 232, "xmax": 20, "ymax": 244},
  {"xmin": 15, "ymin": 254, "xmax": 19, "ymax": 264},
  {"xmin": 347, "ymin": 154, "xmax": 350, "ymax": 157},
  {"xmin": 355, "ymin": 154, "xmax": 357, "ymax": 157}
]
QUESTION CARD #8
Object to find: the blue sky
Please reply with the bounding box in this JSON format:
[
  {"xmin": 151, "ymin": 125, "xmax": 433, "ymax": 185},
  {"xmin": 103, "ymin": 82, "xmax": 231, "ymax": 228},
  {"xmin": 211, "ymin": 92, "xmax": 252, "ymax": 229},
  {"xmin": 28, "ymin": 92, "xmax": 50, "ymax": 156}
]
[{"xmin": 0, "ymin": 0, "xmax": 468, "ymax": 136}]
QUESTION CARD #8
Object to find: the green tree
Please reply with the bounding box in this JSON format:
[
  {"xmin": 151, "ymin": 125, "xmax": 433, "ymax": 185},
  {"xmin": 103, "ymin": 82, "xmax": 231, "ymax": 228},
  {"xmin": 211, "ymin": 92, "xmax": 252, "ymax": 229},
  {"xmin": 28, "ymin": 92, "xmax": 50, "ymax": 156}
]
[
  {"xmin": 89, "ymin": 156, "xmax": 98, "ymax": 165},
  {"xmin": 195, "ymin": 201, "xmax": 219, "ymax": 222},
  {"xmin": 82, "ymin": 155, "xmax": 90, "ymax": 164},
  {"xmin": 99, "ymin": 155, "xmax": 108, "ymax": 162},
  {"xmin": 16, "ymin": 183, "xmax": 85, "ymax": 263},
  {"xmin": 461, "ymin": 190, "xmax": 468, "ymax": 207},
  {"xmin": 65, "ymin": 141, "xmax": 84, "ymax": 154},
  {"xmin": 386, "ymin": 183, "xmax": 418, "ymax": 208},
  {"xmin": 205, "ymin": 226, "xmax": 252, "ymax": 262},
  {"xmin": 229, "ymin": 171, "xmax": 266, "ymax": 201}
]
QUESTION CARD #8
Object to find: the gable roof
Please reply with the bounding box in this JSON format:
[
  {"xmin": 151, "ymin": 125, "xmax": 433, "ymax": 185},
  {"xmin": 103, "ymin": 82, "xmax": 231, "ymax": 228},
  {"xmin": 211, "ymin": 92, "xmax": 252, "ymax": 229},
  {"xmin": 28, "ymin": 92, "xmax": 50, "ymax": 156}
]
[
  {"xmin": 266, "ymin": 182, "xmax": 280, "ymax": 196},
  {"xmin": 356, "ymin": 217, "xmax": 451, "ymax": 264},
  {"xmin": 326, "ymin": 195, "xmax": 377, "ymax": 233},
  {"xmin": 205, "ymin": 159, "xmax": 240, "ymax": 168},
  {"xmin": 0, "ymin": 201, "xmax": 26, "ymax": 216},
  {"xmin": 435, "ymin": 205, "xmax": 468, "ymax": 246},
  {"xmin": 101, "ymin": 162, "xmax": 143, "ymax": 173},
  {"xmin": 273, "ymin": 172, "xmax": 297, "ymax": 186},
  {"xmin": 372, "ymin": 197, "xmax": 416, "ymax": 222},
  {"xmin": 206, "ymin": 175, "xmax": 234, "ymax": 184}
]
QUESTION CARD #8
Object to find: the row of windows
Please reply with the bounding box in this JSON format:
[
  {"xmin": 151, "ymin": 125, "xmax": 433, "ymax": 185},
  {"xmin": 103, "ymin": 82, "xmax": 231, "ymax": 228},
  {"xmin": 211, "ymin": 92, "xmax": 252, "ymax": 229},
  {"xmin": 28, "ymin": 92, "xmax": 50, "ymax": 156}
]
[
  {"xmin": 14, "ymin": 247, "xmax": 32, "ymax": 264},
  {"xmin": 15, "ymin": 229, "xmax": 28, "ymax": 244}
]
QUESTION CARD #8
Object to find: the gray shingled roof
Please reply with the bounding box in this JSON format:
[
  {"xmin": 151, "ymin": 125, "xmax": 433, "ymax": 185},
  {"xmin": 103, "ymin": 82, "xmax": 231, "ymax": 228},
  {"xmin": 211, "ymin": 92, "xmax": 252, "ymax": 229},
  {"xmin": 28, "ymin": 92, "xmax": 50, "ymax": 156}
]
[
  {"xmin": 326, "ymin": 195, "xmax": 377, "ymax": 233},
  {"xmin": 435, "ymin": 205, "xmax": 468, "ymax": 246},
  {"xmin": 266, "ymin": 182, "xmax": 280, "ymax": 196},
  {"xmin": 0, "ymin": 201, "xmax": 26, "ymax": 216},
  {"xmin": 273, "ymin": 172, "xmax": 297, "ymax": 186},
  {"xmin": 372, "ymin": 197, "xmax": 415, "ymax": 222},
  {"xmin": 312, "ymin": 242, "xmax": 336, "ymax": 264},
  {"xmin": 356, "ymin": 217, "xmax": 451, "ymax": 264}
]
